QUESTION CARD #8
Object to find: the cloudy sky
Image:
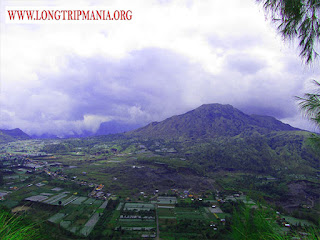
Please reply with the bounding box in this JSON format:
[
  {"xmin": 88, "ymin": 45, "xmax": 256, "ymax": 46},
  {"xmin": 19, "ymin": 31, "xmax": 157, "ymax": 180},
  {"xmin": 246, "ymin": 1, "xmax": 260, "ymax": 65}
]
[{"xmin": 1, "ymin": 0, "xmax": 319, "ymax": 137}]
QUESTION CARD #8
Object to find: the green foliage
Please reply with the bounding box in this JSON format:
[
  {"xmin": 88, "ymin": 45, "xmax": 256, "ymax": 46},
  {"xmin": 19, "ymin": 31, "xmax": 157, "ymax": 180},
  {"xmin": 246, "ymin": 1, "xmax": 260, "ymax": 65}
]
[
  {"xmin": 307, "ymin": 133, "xmax": 320, "ymax": 147},
  {"xmin": 231, "ymin": 205, "xmax": 320, "ymax": 240},
  {"xmin": 231, "ymin": 206, "xmax": 281, "ymax": 240},
  {"xmin": 42, "ymin": 144, "xmax": 70, "ymax": 153},
  {"xmin": 296, "ymin": 80, "xmax": 320, "ymax": 147},
  {"xmin": 257, "ymin": 0, "xmax": 320, "ymax": 64},
  {"xmin": 300, "ymin": 226, "xmax": 320, "ymax": 240},
  {"xmin": 221, "ymin": 200, "xmax": 246, "ymax": 214},
  {"xmin": 297, "ymin": 80, "xmax": 320, "ymax": 126},
  {"xmin": 0, "ymin": 207, "xmax": 39, "ymax": 240},
  {"xmin": 187, "ymin": 131, "xmax": 318, "ymax": 175}
]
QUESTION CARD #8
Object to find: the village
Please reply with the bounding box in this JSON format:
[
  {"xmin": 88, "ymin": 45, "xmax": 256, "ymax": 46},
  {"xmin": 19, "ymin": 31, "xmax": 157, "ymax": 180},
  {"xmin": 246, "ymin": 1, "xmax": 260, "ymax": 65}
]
[
  {"xmin": 0, "ymin": 139, "xmax": 317, "ymax": 239},
  {"xmin": 0, "ymin": 156, "xmax": 304, "ymax": 239}
]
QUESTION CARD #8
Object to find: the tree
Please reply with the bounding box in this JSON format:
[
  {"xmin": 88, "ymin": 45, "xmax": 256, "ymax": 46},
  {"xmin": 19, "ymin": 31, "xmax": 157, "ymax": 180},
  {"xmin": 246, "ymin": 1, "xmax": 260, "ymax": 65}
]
[
  {"xmin": 296, "ymin": 80, "xmax": 320, "ymax": 126},
  {"xmin": 0, "ymin": 172, "xmax": 4, "ymax": 186},
  {"xmin": 257, "ymin": 0, "xmax": 320, "ymax": 64},
  {"xmin": 257, "ymin": 0, "xmax": 320, "ymax": 132},
  {"xmin": 296, "ymin": 80, "xmax": 320, "ymax": 147}
]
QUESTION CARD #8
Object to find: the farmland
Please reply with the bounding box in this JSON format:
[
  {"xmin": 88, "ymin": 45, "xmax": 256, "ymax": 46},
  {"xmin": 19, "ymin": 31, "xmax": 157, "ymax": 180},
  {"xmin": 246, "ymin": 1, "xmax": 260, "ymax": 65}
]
[{"xmin": 0, "ymin": 136, "xmax": 319, "ymax": 239}]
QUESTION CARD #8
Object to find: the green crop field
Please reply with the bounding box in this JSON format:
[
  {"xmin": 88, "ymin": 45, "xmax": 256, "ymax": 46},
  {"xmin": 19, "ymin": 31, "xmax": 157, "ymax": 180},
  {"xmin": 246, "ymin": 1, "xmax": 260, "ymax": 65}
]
[
  {"xmin": 158, "ymin": 208, "xmax": 176, "ymax": 218},
  {"xmin": 118, "ymin": 220, "xmax": 156, "ymax": 228},
  {"xmin": 175, "ymin": 207, "xmax": 205, "ymax": 220},
  {"xmin": 48, "ymin": 213, "xmax": 66, "ymax": 223},
  {"xmin": 44, "ymin": 197, "xmax": 105, "ymax": 237},
  {"xmin": 71, "ymin": 196, "xmax": 87, "ymax": 204},
  {"xmin": 123, "ymin": 202, "xmax": 155, "ymax": 211}
]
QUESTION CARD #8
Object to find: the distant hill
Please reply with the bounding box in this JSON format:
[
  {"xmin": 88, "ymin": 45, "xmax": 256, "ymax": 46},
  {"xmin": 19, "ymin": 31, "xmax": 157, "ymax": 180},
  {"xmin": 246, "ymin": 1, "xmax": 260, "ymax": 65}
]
[
  {"xmin": 96, "ymin": 120, "xmax": 142, "ymax": 136},
  {"xmin": 0, "ymin": 128, "xmax": 31, "ymax": 143},
  {"xmin": 30, "ymin": 121, "xmax": 142, "ymax": 139},
  {"xmin": 31, "ymin": 133, "xmax": 61, "ymax": 139},
  {"xmin": 128, "ymin": 103, "xmax": 300, "ymax": 139}
]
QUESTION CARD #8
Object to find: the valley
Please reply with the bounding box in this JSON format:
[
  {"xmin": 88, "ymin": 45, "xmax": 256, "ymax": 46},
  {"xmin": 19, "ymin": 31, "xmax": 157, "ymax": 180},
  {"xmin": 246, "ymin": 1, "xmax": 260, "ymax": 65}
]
[{"xmin": 0, "ymin": 104, "xmax": 319, "ymax": 239}]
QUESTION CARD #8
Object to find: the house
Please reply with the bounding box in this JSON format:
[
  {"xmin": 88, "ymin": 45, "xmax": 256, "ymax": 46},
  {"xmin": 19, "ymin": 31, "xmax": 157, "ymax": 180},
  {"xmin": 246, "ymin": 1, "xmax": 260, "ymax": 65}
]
[{"xmin": 96, "ymin": 184, "xmax": 104, "ymax": 191}]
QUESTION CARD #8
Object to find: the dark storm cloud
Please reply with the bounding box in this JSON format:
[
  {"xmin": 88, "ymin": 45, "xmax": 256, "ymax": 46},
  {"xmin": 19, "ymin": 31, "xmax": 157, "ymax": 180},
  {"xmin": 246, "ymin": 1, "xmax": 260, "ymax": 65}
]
[{"xmin": 39, "ymin": 48, "xmax": 200, "ymax": 122}]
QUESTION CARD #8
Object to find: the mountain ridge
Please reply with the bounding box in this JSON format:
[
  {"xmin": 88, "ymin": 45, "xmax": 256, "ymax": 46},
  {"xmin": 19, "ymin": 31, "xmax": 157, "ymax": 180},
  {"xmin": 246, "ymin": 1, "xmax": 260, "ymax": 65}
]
[
  {"xmin": 127, "ymin": 103, "xmax": 301, "ymax": 139},
  {"xmin": 0, "ymin": 128, "xmax": 31, "ymax": 143},
  {"xmin": 1, "ymin": 104, "xmax": 303, "ymax": 141}
]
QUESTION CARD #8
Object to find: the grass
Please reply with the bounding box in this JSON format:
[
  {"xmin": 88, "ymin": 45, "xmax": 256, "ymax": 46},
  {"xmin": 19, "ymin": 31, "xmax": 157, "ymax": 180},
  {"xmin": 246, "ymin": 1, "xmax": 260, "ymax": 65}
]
[
  {"xmin": 0, "ymin": 209, "xmax": 40, "ymax": 240},
  {"xmin": 96, "ymin": 208, "xmax": 104, "ymax": 214},
  {"xmin": 231, "ymin": 205, "xmax": 320, "ymax": 240},
  {"xmin": 158, "ymin": 208, "xmax": 175, "ymax": 217}
]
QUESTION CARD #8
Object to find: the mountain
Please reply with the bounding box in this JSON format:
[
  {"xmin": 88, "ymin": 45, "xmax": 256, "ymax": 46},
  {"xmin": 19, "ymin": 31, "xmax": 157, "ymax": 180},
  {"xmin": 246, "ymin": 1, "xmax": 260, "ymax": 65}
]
[
  {"xmin": 128, "ymin": 103, "xmax": 300, "ymax": 139},
  {"xmin": 96, "ymin": 120, "xmax": 142, "ymax": 136},
  {"xmin": 124, "ymin": 103, "xmax": 319, "ymax": 176},
  {"xmin": 0, "ymin": 128, "xmax": 31, "ymax": 143}
]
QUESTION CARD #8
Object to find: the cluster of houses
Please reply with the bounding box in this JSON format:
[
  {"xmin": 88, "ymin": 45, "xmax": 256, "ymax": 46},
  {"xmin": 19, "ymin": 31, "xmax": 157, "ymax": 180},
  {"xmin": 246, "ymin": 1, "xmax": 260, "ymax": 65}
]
[
  {"xmin": 44, "ymin": 169, "xmax": 109, "ymax": 200},
  {"xmin": 0, "ymin": 152, "xmax": 111, "ymax": 202},
  {"xmin": 90, "ymin": 184, "xmax": 107, "ymax": 200},
  {"xmin": 0, "ymin": 153, "xmax": 61, "ymax": 174}
]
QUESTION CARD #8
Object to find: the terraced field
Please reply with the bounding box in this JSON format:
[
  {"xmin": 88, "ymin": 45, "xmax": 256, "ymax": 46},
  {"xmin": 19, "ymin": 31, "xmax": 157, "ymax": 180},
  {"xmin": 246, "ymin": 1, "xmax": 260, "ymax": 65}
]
[{"xmin": 47, "ymin": 200, "xmax": 109, "ymax": 236}]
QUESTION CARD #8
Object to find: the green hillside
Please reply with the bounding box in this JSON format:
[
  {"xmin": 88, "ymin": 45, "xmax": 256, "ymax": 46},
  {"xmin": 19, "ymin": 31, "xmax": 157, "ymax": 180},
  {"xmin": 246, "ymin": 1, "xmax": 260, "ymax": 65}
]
[
  {"xmin": 0, "ymin": 128, "xmax": 31, "ymax": 143},
  {"xmin": 125, "ymin": 104, "xmax": 319, "ymax": 175}
]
